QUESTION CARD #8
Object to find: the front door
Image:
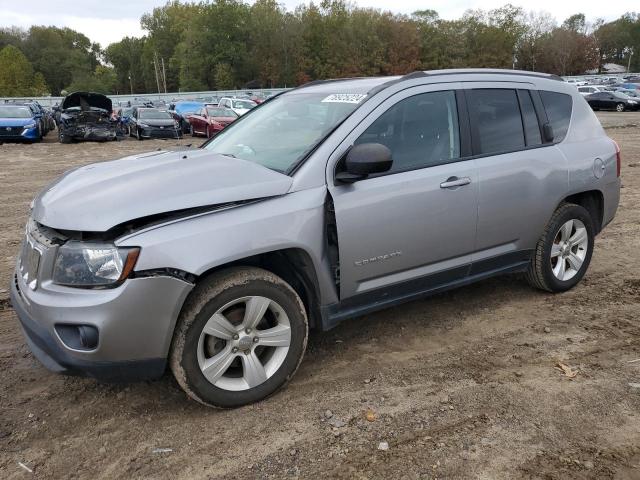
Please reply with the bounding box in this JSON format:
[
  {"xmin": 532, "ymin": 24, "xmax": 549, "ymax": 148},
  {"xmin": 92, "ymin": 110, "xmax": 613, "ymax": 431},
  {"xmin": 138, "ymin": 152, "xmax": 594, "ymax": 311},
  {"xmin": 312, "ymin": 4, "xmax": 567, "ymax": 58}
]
[{"xmin": 328, "ymin": 86, "xmax": 479, "ymax": 301}]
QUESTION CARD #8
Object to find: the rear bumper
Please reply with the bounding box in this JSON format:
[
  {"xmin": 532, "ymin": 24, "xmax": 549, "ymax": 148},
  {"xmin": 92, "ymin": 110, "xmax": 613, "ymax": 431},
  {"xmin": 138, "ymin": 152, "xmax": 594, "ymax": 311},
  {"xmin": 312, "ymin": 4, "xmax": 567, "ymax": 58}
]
[{"xmin": 10, "ymin": 271, "xmax": 193, "ymax": 382}]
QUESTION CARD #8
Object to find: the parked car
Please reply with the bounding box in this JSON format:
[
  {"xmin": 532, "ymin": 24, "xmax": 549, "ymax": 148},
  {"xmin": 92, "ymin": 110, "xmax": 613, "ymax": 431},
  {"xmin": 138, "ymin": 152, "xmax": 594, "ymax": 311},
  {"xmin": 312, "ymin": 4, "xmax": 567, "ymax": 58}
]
[
  {"xmin": 615, "ymin": 88, "xmax": 640, "ymax": 98},
  {"xmin": 4, "ymin": 100, "xmax": 49, "ymax": 137},
  {"xmin": 10, "ymin": 69, "xmax": 620, "ymax": 408},
  {"xmin": 58, "ymin": 92, "xmax": 117, "ymax": 143},
  {"xmin": 0, "ymin": 104, "xmax": 43, "ymax": 143},
  {"xmin": 218, "ymin": 97, "xmax": 257, "ymax": 116},
  {"xmin": 186, "ymin": 106, "xmax": 238, "ymax": 137},
  {"xmin": 129, "ymin": 107, "xmax": 182, "ymax": 140},
  {"xmin": 585, "ymin": 91, "xmax": 639, "ymax": 111},
  {"xmin": 577, "ymin": 85, "xmax": 612, "ymax": 96},
  {"xmin": 169, "ymin": 101, "xmax": 204, "ymax": 134}
]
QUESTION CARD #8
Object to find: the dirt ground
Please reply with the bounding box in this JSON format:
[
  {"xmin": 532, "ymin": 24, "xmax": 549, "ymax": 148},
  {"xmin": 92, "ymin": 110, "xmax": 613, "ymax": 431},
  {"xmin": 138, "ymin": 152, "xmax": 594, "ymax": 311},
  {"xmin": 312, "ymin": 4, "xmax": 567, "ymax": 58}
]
[{"xmin": 0, "ymin": 114, "xmax": 639, "ymax": 480}]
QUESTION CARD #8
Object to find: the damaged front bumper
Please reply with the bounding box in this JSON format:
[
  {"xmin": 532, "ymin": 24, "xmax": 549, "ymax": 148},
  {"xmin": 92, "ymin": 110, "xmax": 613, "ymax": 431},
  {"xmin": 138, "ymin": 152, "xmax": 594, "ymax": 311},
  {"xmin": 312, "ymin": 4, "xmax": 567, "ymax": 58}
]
[{"xmin": 60, "ymin": 124, "xmax": 117, "ymax": 142}]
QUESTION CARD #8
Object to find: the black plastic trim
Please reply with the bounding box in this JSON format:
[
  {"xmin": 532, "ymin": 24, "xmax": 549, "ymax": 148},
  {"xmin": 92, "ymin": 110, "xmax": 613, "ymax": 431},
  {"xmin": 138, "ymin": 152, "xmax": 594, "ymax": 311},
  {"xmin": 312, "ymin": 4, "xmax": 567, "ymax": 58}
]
[{"xmin": 320, "ymin": 250, "xmax": 533, "ymax": 330}]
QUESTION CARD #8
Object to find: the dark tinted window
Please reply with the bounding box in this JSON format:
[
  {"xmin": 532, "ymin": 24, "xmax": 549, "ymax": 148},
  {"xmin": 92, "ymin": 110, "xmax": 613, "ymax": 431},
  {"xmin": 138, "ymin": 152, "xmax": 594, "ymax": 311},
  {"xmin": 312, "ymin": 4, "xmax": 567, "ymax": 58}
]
[
  {"xmin": 468, "ymin": 89, "xmax": 525, "ymax": 155},
  {"xmin": 355, "ymin": 90, "xmax": 460, "ymax": 173},
  {"xmin": 540, "ymin": 91, "xmax": 572, "ymax": 142},
  {"xmin": 518, "ymin": 90, "xmax": 542, "ymax": 146}
]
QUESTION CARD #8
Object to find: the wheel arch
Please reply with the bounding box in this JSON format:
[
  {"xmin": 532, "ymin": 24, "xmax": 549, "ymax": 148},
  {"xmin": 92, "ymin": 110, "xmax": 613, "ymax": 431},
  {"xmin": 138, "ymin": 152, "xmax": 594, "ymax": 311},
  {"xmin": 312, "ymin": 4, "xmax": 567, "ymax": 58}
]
[
  {"xmin": 561, "ymin": 190, "xmax": 604, "ymax": 234},
  {"xmin": 191, "ymin": 248, "xmax": 322, "ymax": 330}
]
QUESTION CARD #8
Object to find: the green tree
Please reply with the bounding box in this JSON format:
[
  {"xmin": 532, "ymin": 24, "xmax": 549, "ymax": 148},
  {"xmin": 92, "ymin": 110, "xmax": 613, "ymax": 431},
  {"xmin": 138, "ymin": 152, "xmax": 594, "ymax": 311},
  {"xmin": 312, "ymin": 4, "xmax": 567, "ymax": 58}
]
[{"xmin": 0, "ymin": 45, "xmax": 49, "ymax": 96}]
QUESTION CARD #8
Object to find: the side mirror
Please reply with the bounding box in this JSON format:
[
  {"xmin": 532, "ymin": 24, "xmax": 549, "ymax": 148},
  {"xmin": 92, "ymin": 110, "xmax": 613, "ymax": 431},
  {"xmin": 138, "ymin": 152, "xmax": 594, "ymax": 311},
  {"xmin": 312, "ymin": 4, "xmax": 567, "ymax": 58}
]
[
  {"xmin": 335, "ymin": 143, "xmax": 393, "ymax": 184},
  {"xmin": 542, "ymin": 123, "xmax": 554, "ymax": 143}
]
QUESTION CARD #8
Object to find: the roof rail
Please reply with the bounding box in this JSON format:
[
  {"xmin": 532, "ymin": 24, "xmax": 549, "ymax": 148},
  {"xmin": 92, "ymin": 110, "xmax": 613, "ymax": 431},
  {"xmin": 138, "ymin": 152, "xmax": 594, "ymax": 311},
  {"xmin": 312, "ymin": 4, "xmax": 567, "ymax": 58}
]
[{"xmin": 295, "ymin": 76, "xmax": 371, "ymax": 90}]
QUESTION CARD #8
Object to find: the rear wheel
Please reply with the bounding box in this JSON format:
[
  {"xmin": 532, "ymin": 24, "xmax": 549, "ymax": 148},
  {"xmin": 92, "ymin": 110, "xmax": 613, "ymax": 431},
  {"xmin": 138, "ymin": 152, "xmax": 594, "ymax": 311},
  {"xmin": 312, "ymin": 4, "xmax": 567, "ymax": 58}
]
[
  {"xmin": 616, "ymin": 102, "xmax": 625, "ymax": 112},
  {"xmin": 170, "ymin": 267, "xmax": 308, "ymax": 408},
  {"xmin": 526, "ymin": 203, "xmax": 594, "ymax": 292}
]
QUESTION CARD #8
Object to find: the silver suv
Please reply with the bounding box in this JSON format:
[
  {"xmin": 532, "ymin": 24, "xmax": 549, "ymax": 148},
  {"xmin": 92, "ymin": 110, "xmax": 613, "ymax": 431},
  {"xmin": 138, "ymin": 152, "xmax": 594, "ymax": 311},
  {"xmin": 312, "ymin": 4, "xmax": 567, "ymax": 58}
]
[{"xmin": 11, "ymin": 70, "xmax": 621, "ymax": 407}]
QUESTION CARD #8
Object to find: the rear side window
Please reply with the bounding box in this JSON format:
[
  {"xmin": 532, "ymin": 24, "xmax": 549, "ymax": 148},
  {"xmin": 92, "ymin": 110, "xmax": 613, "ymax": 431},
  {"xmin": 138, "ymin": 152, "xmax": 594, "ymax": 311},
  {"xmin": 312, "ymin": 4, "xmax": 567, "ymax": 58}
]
[
  {"xmin": 539, "ymin": 91, "xmax": 572, "ymax": 142},
  {"xmin": 468, "ymin": 89, "xmax": 525, "ymax": 155},
  {"xmin": 518, "ymin": 90, "xmax": 542, "ymax": 146}
]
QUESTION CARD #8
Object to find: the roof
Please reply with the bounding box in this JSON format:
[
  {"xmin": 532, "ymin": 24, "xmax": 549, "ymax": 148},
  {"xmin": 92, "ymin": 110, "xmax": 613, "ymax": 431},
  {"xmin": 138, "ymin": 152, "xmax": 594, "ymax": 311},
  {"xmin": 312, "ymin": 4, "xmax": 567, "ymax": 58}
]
[{"xmin": 293, "ymin": 69, "xmax": 562, "ymax": 95}]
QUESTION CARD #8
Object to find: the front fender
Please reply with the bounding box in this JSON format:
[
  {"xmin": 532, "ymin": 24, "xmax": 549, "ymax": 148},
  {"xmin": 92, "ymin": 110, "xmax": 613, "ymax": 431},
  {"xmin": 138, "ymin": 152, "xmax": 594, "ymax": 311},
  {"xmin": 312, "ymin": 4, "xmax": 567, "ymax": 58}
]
[{"xmin": 117, "ymin": 186, "xmax": 338, "ymax": 306}]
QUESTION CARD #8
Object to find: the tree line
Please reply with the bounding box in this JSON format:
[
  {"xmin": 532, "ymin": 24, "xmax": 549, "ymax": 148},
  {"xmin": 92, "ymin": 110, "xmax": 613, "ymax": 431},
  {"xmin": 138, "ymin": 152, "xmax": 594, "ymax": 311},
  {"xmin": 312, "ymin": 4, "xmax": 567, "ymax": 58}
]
[{"xmin": 1, "ymin": 0, "xmax": 640, "ymax": 97}]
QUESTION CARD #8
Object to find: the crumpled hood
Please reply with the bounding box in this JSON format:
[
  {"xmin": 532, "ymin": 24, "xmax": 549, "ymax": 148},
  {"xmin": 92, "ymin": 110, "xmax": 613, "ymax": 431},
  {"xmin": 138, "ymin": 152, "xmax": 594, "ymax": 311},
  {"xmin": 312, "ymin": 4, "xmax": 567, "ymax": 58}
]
[
  {"xmin": 62, "ymin": 92, "xmax": 112, "ymax": 112},
  {"xmin": 32, "ymin": 149, "xmax": 293, "ymax": 232}
]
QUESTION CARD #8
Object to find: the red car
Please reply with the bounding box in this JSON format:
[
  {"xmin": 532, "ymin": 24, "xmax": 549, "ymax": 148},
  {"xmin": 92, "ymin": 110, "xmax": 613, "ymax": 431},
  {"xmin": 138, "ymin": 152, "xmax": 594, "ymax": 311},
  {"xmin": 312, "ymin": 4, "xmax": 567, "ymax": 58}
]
[{"xmin": 186, "ymin": 106, "xmax": 238, "ymax": 138}]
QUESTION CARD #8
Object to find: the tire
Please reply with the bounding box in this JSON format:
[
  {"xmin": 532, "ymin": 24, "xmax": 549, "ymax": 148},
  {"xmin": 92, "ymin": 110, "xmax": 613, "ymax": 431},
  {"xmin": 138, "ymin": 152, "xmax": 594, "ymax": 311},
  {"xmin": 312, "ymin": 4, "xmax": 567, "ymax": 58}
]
[
  {"xmin": 526, "ymin": 203, "xmax": 595, "ymax": 293},
  {"xmin": 616, "ymin": 103, "xmax": 625, "ymax": 112},
  {"xmin": 170, "ymin": 267, "xmax": 308, "ymax": 408},
  {"xmin": 58, "ymin": 129, "xmax": 71, "ymax": 144},
  {"xmin": 136, "ymin": 128, "xmax": 142, "ymax": 141},
  {"xmin": 190, "ymin": 124, "xmax": 196, "ymax": 137}
]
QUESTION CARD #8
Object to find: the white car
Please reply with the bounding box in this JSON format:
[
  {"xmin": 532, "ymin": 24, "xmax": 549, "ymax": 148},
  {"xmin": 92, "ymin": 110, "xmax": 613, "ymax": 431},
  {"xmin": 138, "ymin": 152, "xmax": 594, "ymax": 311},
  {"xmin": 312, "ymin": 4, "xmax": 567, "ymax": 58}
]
[
  {"xmin": 218, "ymin": 97, "xmax": 258, "ymax": 116},
  {"xmin": 578, "ymin": 85, "xmax": 612, "ymax": 96},
  {"xmin": 564, "ymin": 78, "xmax": 587, "ymax": 87}
]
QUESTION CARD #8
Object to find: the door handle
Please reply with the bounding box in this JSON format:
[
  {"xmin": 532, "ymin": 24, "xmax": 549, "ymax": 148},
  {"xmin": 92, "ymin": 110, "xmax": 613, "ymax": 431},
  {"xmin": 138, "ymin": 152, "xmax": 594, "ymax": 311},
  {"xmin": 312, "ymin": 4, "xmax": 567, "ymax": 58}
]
[{"xmin": 440, "ymin": 176, "xmax": 471, "ymax": 189}]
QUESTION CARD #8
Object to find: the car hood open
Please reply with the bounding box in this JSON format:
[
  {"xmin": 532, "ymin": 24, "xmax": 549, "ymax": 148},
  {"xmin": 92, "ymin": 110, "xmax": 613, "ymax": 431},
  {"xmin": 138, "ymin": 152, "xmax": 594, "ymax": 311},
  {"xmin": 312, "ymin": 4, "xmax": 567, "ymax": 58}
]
[
  {"xmin": 62, "ymin": 92, "xmax": 112, "ymax": 112},
  {"xmin": 32, "ymin": 149, "xmax": 293, "ymax": 232}
]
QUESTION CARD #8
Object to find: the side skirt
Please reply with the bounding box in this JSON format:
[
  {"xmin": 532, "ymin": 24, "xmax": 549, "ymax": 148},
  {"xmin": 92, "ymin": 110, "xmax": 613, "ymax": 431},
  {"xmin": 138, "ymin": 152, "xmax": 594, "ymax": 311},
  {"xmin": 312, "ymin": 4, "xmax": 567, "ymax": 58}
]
[{"xmin": 319, "ymin": 250, "xmax": 532, "ymax": 331}]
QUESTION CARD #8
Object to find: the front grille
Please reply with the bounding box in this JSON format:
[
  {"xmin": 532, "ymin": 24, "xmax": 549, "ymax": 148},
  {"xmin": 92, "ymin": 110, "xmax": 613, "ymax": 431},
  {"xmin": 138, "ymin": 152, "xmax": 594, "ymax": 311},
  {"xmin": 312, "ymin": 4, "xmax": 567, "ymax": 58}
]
[
  {"xmin": 18, "ymin": 219, "xmax": 63, "ymax": 291},
  {"xmin": 149, "ymin": 127, "xmax": 178, "ymax": 137},
  {"xmin": 19, "ymin": 237, "xmax": 42, "ymax": 290},
  {"xmin": 0, "ymin": 126, "xmax": 23, "ymax": 137}
]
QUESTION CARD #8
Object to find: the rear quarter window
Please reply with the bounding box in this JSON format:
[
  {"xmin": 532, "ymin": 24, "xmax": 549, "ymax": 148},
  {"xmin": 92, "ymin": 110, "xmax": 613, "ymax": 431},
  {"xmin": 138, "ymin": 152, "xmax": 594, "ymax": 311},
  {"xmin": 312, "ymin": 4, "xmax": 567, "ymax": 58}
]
[{"xmin": 539, "ymin": 91, "xmax": 572, "ymax": 143}]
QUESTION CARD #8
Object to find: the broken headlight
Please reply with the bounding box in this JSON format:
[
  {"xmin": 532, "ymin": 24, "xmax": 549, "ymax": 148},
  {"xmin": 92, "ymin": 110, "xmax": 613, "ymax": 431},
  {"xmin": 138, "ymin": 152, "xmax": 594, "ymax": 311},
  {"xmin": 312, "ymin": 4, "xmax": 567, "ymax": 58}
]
[{"xmin": 53, "ymin": 242, "xmax": 140, "ymax": 287}]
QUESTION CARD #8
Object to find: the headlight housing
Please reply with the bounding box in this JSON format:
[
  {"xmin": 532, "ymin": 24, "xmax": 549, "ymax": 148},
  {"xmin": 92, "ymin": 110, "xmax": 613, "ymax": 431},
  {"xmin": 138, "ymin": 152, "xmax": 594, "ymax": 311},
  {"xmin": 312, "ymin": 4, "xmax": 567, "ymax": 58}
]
[
  {"xmin": 53, "ymin": 242, "xmax": 140, "ymax": 287},
  {"xmin": 24, "ymin": 122, "xmax": 37, "ymax": 129},
  {"xmin": 138, "ymin": 123, "xmax": 149, "ymax": 128}
]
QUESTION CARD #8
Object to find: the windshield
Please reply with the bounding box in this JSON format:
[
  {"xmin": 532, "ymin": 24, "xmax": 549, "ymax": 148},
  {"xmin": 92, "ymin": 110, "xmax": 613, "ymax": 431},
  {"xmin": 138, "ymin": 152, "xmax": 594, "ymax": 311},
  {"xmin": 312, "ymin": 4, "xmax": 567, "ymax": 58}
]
[
  {"xmin": 0, "ymin": 106, "xmax": 32, "ymax": 118},
  {"xmin": 175, "ymin": 102, "xmax": 203, "ymax": 114},
  {"xmin": 204, "ymin": 92, "xmax": 365, "ymax": 173},
  {"xmin": 139, "ymin": 109, "xmax": 172, "ymax": 119},
  {"xmin": 232, "ymin": 100, "xmax": 256, "ymax": 109},
  {"xmin": 207, "ymin": 107, "xmax": 236, "ymax": 117}
]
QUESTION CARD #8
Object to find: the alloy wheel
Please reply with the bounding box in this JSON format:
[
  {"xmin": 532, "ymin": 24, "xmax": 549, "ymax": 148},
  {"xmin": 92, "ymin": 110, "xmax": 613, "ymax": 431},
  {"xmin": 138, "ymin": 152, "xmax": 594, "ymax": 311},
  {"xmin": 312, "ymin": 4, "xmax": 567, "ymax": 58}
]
[
  {"xmin": 197, "ymin": 295, "xmax": 292, "ymax": 391},
  {"xmin": 550, "ymin": 219, "xmax": 588, "ymax": 281}
]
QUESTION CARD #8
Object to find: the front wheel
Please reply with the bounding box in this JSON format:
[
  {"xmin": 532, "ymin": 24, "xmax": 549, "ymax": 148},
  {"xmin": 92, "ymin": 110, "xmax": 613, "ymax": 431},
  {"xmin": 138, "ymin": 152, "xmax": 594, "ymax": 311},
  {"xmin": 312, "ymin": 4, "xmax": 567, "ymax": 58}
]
[
  {"xmin": 170, "ymin": 267, "xmax": 308, "ymax": 408},
  {"xmin": 526, "ymin": 203, "xmax": 594, "ymax": 292},
  {"xmin": 190, "ymin": 124, "xmax": 196, "ymax": 137},
  {"xmin": 616, "ymin": 103, "xmax": 625, "ymax": 112}
]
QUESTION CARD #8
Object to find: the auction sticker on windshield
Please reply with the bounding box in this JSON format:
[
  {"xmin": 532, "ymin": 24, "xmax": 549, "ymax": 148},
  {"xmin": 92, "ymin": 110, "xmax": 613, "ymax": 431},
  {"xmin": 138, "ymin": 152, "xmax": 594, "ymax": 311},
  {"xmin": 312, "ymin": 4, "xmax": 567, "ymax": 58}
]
[{"xmin": 322, "ymin": 94, "xmax": 367, "ymax": 103}]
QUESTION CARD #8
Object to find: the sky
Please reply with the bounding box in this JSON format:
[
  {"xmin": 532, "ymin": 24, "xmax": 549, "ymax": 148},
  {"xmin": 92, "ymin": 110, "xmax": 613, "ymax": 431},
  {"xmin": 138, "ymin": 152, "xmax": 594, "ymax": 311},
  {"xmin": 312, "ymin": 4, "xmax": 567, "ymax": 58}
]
[{"xmin": 0, "ymin": 0, "xmax": 629, "ymax": 48}]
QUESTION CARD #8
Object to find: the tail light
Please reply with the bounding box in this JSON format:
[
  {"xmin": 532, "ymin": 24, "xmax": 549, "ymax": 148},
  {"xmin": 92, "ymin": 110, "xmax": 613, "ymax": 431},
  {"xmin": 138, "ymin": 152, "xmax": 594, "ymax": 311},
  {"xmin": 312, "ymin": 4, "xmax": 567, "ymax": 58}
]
[{"xmin": 613, "ymin": 140, "xmax": 621, "ymax": 177}]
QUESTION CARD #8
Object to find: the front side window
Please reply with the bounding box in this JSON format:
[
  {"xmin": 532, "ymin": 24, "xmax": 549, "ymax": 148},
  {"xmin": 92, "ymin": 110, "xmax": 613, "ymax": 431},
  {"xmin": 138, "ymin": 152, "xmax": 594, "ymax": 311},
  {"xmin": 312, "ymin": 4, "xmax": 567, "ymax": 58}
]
[
  {"xmin": 355, "ymin": 90, "xmax": 461, "ymax": 173},
  {"xmin": 468, "ymin": 89, "xmax": 525, "ymax": 155},
  {"xmin": 539, "ymin": 91, "xmax": 572, "ymax": 143}
]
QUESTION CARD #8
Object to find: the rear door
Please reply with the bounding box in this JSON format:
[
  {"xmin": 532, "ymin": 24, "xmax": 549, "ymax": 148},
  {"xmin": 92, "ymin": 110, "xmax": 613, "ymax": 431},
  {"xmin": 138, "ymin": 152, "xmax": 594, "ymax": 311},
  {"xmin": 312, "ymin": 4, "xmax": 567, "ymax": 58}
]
[
  {"xmin": 465, "ymin": 85, "xmax": 568, "ymax": 272},
  {"xmin": 328, "ymin": 85, "xmax": 479, "ymax": 301}
]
